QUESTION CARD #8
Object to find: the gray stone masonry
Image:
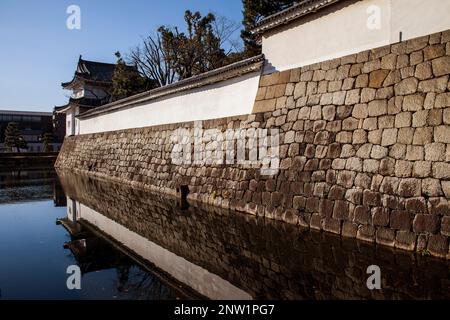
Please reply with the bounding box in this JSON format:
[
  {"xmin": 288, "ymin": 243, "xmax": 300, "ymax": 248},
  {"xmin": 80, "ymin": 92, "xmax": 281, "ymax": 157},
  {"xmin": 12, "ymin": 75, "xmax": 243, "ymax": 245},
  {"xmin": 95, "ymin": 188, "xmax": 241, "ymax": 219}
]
[{"xmin": 57, "ymin": 30, "xmax": 450, "ymax": 259}]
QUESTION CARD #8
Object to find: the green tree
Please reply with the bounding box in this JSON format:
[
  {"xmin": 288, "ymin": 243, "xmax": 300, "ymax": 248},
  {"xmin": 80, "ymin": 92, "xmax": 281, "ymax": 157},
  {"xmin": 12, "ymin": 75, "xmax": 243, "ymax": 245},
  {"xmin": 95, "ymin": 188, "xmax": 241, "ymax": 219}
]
[
  {"xmin": 158, "ymin": 10, "xmax": 227, "ymax": 79},
  {"xmin": 241, "ymin": 0, "xmax": 297, "ymax": 57},
  {"xmin": 4, "ymin": 122, "xmax": 27, "ymax": 152},
  {"xmin": 42, "ymin": 132, "xmax": 53, "ymax": 152},
  {"xmin": 130, "ymin": 10, "xmax": 241, "ymax": 85},
  {"xmin": 111, "ymin": 52, "xmax": 155, "ymax": 101}
]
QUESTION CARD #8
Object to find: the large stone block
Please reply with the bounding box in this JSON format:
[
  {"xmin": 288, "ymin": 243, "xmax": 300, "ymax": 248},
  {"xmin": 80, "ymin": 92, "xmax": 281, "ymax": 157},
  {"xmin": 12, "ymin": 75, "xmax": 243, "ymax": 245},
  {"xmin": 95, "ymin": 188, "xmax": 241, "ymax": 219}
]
[
  {"xmin": 379, "ymin": 157, "xmax": 395, "ymax": 175},
  {"xmin": 341, "ymin": 222, "xmax": 358, "ymax": 238},
  {"xmin": 380, "ymin": 176, "xmax": 399, "ymax": 195},
  {"xmin": 381, "ymin": 53, "xmax": 397, "ymax": 70},
  {"xmin": 383, "ymin": 70, "xmax": 401, "ymax": 87},
  {"xmin": 356, "ymin": 225, "xmax": 375, "ymax": 242},
  {"xmin": 444, "ymin": 108, "xmax": 450, "ymax": 124},
  {"xmin": 422, "ymin": 178, "xmax": 443, "ymax": 197},
  {"xmin": 368, "ymin": 99, "xmax": 387, "ymax": 117},
  {"xmin": 370, "ymin": 145, "xmax": 388, "ymax": 159},
  {"xmin": 428, "ymin": 197, "xmax": 450, "ymax": 216},
  {"xmin": 362, "ymin": 190, "xmax": 381, "ymax": 207},
  {"xmin": 412, "ymin": 127, "xmax": 432, "ymax": 145},
  {"xmin": 376, "ymin": 86, "xmax": 394, "ymax": 99},
  {"xmin": 415, "ymin": 61, "xmax": 433, "ymax": 80},
  {"xmin": 253, "ymin": 99, "xmax": 276, "ymax": 113},
  {"xmin": 412, "ymin": 110, "xmax": 428, "ymax": 127},
  {"xmin": 403, "ymin": 94, "xmax": 424, "ymax": 111},
  {"xmin": 442, "ymin": 181, "xmax": 450, "ymax": 198},
  {"xmin": 378, "ymin": 115, "xmax": 394, "ymax": 128},
  {"xmin": 427, "ymin": 234, "xmax": 449, "ymax": 258},
  {"xmin": 373, "ymin": 207, "xmax": 390, "ymax": 226},
  {"xmin": 424, "ymin": 44, "xmax": 446, "ymax": 61},
  {"xmin": 381, "ymin": 128, "xmax": 397, "ymax": 146},
  {"xmin": 363, "ymin": 159, "xmax": 379, "ymax": 174},
  {"xmin": 412, "ymin": 161, "xmax": 432, "ymax": 178},
  {"xmin": 418, "ymin": 76, "xmax": 449, "ymax": 93},
  {"xmin": 398, "ymin": 178, "xmax": 421, "ymax": 197},
  {"xmin": 345, "ymin": 188, "xmax": 363, "ymax": 205},
  {"xmin": 397, "ymin": 127, "xmax": 414, "ymax": 144},
  {"xmin": 434, "ymin": 125, "xmax": 450, "ymax": 143},
  {"xmin": 432, "ymin": 56, "xmax": 450, "ymax": 77},
  {"xmin": 368, "ymin": 129, "xmax": 382, "ymax": 144},
  {"xmin": 389, "ymin": 143, "xmax": 406, "ymax": 159},
  {"xmin": 322, "ymin": 105, "xmax": 336, "ymax": 121},
  {"xmin": 406, "ymin": 35, "xmax": 429, "ymax": 53},
  {"xmin": 369, "ymin": 69, "xmax": 389, "ymax": 88},
  {"xmin": 395, "ymin": 112, "xmax": 411, "ymax": 128},
  {"xmin": 342, "ymin": 117, "xmax": 359, "ymax": 131},
  {"xmin": 394, "ymin": 77, "xmax": 418, "ymax": 95},
  {"xmin": 352, "ymin": 130, "xmax": 367, "ymax": 144},
  {"xmin": 355, "ymin": 74, "xmax": 368, "ymax": 88},
  {"xmin": 345, "ymin": 89, "xmax": 360, "ymax": 105},
  {"xmin": 428, "ymin": 109, "xmax": 443, "ymax": 126},
  {"xmin": 332, "ymin": 91, "xmax": 346, "ymax": 105},
  {"xmin": 354, "ymin": 205, "xmax": 370, "ymax": 224},
  {"xmin": 410, "ymin": 51, "xmax": 423, "ymax": 66},
  {"xmin": 395, "ymin": 231, "xmax": 416, "ymax": 251},
  {"xmin": 345, "ymin": 157, "xmax": 363, "ymax": 171},
  {"xmin": 322, "ymin": 218, "xmax": 341, "ymax": 234},
  {"xmin": 352, "ymin": 103, "xmax": 368, "ymax": 119},
  {"xmin": 405, "ymin": 145, "xmax": 424, "ymax": 161},
  {"xmin": 413, "ymin": 214, "xmax": 440, "ymax": 233},
  {"xmin": 333, "ymin": 200, "xmax": 349, "ymax": 220},
  {"xmin": 425, "ymin": 143, "xmax": 446, "ymax": 161},
  {"xmin": 442, "ymin": 216, "xmax": 450, "ymax": 236},
  {"xmin": 337, "ymin": 170, "xmax": 356, "ymax": 189},
  {"xmin": 432, "ymin": 162, "xmax": 450, "ymax": 179},
  {"xmin": 435, "ymin": 92, "xmax": 450, "ymax": 108},
  {"xmin": 293, "ymin": 82, "xmax": 307, "ymax": 99},
  {"xmin": 376, "ymin": 228, "xmax": 396, "ymax": 247},
  {"xmin": 360, "ymin": 88, "xmax": 376, "ymax": 103}
]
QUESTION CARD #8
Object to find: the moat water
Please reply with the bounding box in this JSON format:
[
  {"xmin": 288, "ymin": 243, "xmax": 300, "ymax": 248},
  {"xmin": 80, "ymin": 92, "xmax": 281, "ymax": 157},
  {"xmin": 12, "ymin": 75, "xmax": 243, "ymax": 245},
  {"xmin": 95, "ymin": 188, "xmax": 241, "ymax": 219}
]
[{"xmin": 0, "ymin": 168, "xmax": 449, "ymax": 299}]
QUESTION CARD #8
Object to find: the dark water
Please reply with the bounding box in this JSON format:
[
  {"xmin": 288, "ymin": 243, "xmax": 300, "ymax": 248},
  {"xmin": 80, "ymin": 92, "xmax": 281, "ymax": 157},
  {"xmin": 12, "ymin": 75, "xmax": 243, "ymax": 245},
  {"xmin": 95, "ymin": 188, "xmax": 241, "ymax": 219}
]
[
  {"xmin": 0, "ymin": 168, "xmax": 449, "ymax": 299},
  {"xmin": 0, "ymin": 169, "xmax": 182, "ymax": 299}
]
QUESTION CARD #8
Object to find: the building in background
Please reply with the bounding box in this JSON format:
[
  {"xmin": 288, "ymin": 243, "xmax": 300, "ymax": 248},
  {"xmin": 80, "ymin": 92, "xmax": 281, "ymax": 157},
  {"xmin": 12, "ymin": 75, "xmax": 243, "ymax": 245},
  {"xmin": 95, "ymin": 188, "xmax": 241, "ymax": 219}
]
[
  {"xmin": 55, "ymin": 56, "xmax": 116, "ymax": 136},
  {"xmin": 0, "ymin": 110, "xmax": 64, "ymax": 152}
]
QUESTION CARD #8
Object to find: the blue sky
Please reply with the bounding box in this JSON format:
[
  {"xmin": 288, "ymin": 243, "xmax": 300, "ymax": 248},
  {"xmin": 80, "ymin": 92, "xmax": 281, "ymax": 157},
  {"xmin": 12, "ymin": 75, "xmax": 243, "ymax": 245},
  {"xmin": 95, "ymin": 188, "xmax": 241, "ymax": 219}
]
[{"xmin": 0, "ymin": 0, "xmax": 244, "ymax": 112}]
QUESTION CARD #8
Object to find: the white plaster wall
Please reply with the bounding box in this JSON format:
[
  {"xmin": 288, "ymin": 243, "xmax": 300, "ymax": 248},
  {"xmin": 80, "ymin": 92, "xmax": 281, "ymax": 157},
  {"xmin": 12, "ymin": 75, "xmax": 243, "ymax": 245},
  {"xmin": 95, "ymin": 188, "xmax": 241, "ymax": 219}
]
[
  {"xmin": 75, "ymin": 203, "xmax": 252, "ymax": 300},
  {"xmin": 262, "ymin": 0, "xmax": 450, "ymax": 72},
  {"xmin": 390, "ymin": 0, "xmax": 450, "ymax": 43},
  {"xmin": 79, "ymin": 71, "xmax": 261, "ymax": 135},
  {"xmin": 66, "ymin": 106, "xmax": 80, "ymax": 136},
  {"xmin": 66, "ymin": 108, "xmax": 75, "ymax": 136}
]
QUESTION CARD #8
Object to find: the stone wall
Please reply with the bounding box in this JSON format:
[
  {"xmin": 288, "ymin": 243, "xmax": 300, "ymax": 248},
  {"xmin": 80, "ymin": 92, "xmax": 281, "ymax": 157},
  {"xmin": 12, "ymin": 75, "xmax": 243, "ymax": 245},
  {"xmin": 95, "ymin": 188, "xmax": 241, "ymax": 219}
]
[
  {"xmin": 56, "ymin": 29, "xmax": 450, "ymax": 259},
  {"xmin": 57, "ymin": 171, "xmax": 450, "ymax": 300}
]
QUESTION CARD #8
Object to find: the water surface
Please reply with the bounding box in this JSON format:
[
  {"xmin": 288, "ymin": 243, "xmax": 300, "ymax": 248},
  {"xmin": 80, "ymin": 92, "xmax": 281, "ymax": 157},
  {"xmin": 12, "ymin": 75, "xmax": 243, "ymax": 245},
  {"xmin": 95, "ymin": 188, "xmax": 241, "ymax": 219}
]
[{"xmin": 0, "ymin": 168, "xmax": 449, "ymax": 299}]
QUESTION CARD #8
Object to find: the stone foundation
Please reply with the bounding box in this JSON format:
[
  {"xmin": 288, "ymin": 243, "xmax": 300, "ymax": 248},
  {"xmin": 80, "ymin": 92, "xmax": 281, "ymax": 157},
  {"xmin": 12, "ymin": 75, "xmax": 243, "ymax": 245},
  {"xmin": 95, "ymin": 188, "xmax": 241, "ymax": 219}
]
[{"xmin": 56, "ymin": 29, "xmax": 450, "ymax": 259}]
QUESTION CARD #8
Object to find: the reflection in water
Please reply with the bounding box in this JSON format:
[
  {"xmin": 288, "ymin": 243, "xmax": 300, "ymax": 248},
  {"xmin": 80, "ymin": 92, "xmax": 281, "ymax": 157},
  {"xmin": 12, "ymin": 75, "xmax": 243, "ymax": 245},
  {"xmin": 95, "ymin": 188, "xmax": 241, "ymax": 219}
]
[
  {"xmin": 57, "ymin": 217, "xmax": 181, "ymax": 299},
  {"xmin": 0, "ymin": 169, "xmax": 184, "ymax": 300},
  {"xmin": 57, "ymin": 170, "xmax": 450, "ymax": 300},
  {"xmin": 0, "ymin": 168, "xmax": 64, "ymax": 204}
]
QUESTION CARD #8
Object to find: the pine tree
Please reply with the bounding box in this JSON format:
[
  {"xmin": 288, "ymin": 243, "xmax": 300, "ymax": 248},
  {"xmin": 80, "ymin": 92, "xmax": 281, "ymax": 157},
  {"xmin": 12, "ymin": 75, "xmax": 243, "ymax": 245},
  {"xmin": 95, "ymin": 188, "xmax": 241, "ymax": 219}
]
[
  {"xmin": 4, "ymin": 122, "xmax": 27, "ymax": 152},
  {"xmin": 241, "ymin": 0, "xmax": 297, "ymax": 57},
  {"xmin": 111, "ymin": 52, "xmax": 153, "ymax": 101},
  {"xmin": 158, "ymin": 11, "xmax": 228, "ymax": 79}
]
